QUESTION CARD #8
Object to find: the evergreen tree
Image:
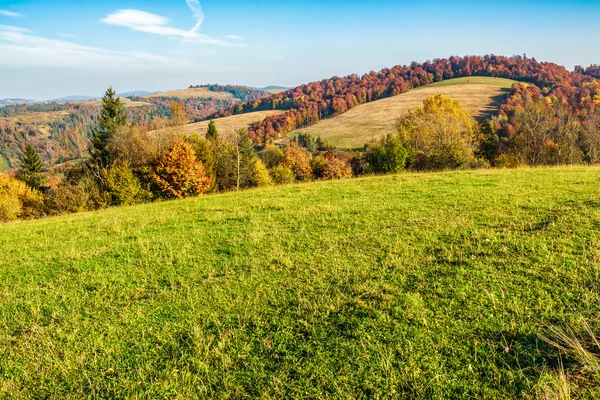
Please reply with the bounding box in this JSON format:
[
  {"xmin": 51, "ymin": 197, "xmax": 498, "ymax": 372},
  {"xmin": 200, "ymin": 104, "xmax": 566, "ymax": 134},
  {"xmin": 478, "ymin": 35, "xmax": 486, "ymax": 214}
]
[
  {"xmin": 90, "ymin": 88, "xmax": 127, "ymax": 170},
  {"xmin": 18, "ymin": 144, "xmax": 44, "ymax": 189},
  {"xmin": 206, "ymin": 120, "xmax": 219, "ymax": 141},
  {"xmin": 233, "ymin": 129, "xmax": 257, "ymax": 191}
]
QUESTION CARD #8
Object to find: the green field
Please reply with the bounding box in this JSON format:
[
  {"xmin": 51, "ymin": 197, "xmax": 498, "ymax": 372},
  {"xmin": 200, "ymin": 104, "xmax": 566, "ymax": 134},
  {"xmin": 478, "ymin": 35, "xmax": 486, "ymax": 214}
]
[
  {"xmin": 1, "ymin": 167, "xmax": 600, "ymax": 398},
  {"xmin": 0, "ymin": 154, "xmax": 9, "ymax": 171}
]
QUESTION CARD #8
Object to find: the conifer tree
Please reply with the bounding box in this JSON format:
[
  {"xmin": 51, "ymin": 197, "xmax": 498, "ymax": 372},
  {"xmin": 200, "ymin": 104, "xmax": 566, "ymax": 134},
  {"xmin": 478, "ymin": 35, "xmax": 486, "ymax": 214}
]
[
  {"xmin": 18, "ymin": 144, "xmax": 44, "ymax": 189},
  {"xmin": 206, "ymin": 120, "xmax": 219, "ymax": 141},
  {"xmin": 90, "ymin": 87, "xmax": 127, "ymax": 170}
]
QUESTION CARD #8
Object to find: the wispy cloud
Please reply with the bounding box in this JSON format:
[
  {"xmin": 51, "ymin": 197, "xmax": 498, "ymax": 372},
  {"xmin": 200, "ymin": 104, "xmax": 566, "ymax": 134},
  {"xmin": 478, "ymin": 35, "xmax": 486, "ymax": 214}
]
[
  {"xmin": 0, "ymin": 9, "xmax": 23, "ymax": 18},
  {"xmin": 102, "ymin": 1, "xmax": 244, "ymax": 47},
  {"xmin": 0, "ymin": 25, "xmax": 178, "ymax": 70},
  {"xmin": 186, "ymin": 0, "xmax": 204, "ymax": 34},
  {"xmin": 225, "ymin": 35, "xmax": 242, "ymax": 40}
]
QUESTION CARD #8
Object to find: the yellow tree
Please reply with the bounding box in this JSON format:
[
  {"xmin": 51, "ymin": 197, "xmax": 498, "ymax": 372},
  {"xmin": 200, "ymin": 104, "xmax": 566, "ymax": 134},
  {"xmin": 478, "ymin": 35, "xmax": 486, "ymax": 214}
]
[{"xmin": 397, "ymin": 94, "xmax": 478, "ymax": 170}]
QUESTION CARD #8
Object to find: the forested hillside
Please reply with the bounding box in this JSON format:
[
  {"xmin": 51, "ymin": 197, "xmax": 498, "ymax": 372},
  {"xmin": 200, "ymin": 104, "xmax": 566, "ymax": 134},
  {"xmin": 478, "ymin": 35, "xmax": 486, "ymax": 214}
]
[
  {"xmin": 208, "ymin": 55, "xmax": 600, "ymax": 144},
  {"xmin": 0, "ymin": 85, "xmax": 271, "ymax": 168}
]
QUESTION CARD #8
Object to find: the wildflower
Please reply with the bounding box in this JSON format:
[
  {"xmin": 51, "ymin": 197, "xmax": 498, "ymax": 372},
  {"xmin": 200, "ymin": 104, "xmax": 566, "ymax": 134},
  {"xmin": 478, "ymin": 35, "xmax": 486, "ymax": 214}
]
[{"xmin": 504, "ymin": 347, "xmax": 510, "ymax": 353}]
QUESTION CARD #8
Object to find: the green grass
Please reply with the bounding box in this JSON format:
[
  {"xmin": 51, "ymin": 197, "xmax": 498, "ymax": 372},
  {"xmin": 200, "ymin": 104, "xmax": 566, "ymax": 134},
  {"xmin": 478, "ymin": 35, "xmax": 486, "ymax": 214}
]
[
  {"xmin": 1, "ymin": 167, "xmax": 600, "ymax": 398},
  {"xmin": 415, "ymin": 76, "xmax": 517, "ymax": 89},
  {"xmin": 0, "ymin": 154, "xmax": 9, "ymax": 171}
]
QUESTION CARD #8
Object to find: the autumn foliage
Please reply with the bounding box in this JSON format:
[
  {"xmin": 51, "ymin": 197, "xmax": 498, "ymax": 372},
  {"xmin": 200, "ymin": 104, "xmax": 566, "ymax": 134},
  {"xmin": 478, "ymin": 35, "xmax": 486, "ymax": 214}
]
[{"xmin": 151, "ymin": 141, "xmax": 211, "ymax": 199}]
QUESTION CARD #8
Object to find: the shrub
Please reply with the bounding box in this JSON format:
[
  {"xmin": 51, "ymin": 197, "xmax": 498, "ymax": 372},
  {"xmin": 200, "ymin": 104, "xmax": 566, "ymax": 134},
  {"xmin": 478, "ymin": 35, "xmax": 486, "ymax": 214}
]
[
  {"xmin": 364, "ymin": 134, "xmax": 409, "ymax": 174},
  {"xmin": 269, "ymin": 166, "xmax": 296, "ymax": 185},
  {"xmin": 310, "ymin": 155, "xmax": 328, "ymax": 178},
  {"xmin": 494, "ymin": 154, "xmax": 522, "ymax": 168},
  {"xmin": 322, "ymin": 156, "xmax": 353, "ymax": 180},
  {"xmin": 44, "ymin": 184, "xmax": 90, "ymax": 216},
  {"xmin": 0, "ymin": 172, "xmax": 44, "ymax": 222}
]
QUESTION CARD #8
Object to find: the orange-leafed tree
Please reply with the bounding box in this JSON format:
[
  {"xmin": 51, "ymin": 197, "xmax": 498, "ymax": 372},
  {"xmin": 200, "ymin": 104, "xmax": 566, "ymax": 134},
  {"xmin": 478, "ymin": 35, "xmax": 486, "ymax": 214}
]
[{"xmin": 151, "ymin": 141, "xmax": 211, "ymax": 199}]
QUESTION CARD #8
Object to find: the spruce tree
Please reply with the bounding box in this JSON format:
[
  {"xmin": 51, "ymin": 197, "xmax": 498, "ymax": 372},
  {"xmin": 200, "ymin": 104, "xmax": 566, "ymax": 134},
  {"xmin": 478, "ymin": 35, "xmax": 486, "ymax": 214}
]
[
  {"xmin": 206, "ymin": 120, "xmax": 219, "ymax": 141},
  {"xmin": 90, "ymin": 87, "xmax": 127, "ymax": 169},
  {"xmin": 18, "ymin": 144, "xmax": 44, "ymax": 189}
]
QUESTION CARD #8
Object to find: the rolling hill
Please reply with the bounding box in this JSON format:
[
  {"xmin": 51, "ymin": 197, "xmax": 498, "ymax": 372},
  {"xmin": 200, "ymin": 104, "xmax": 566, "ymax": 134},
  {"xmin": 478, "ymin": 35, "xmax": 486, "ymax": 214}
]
[
  {"xmin": 289, "ymin": 77, "xmax": 515, "ymax": 148},
  {"xmin": 156, "ymin": 110, "xmax": 284, "ymax": 138},
  {"xmin": 1, "ymin": 167, "xmax": 599, "ymax": 397},
  {"xmin": 145, "ymin": 87, "xmax": 236, "ymax": 100}
]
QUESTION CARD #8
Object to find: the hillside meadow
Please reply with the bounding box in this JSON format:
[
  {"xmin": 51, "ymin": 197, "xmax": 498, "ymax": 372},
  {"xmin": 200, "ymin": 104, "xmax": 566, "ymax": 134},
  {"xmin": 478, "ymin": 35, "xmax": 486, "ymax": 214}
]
[
  {"xmin": 290, "ymin": 77, "xmax": 514, "ymax": 148},
  {"xmin": 1, "ymin": 167, "xmax": 600, "ymax": 398}
]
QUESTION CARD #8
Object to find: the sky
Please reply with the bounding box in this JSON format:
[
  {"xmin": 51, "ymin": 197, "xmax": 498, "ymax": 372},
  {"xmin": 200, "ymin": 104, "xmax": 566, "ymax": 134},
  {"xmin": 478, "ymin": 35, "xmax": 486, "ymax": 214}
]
[{"xmin": 1, "ymin": 0, "xmax": 600, "ymax": 100}]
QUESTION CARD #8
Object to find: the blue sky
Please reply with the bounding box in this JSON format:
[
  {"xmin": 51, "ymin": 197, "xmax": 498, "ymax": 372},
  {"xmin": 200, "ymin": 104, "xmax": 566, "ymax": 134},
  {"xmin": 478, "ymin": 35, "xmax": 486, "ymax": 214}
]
[{"xmin": 1, "ymin": 0, "xmax": 600, "ymax": 100}]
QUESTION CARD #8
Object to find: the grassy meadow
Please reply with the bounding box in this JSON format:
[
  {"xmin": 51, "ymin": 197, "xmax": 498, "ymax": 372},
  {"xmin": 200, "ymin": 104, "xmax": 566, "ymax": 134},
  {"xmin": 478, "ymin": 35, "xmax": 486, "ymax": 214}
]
[
  {"xmin": 290, "ymin": 78, "xmax": 513, "ymax": 148},
  {"xmin": 1, "ymin": 167, "xmax": 600, "ymax": 398},
  {"xmin": 168, "ymin": 110, "xmax": 285, "ymax": 138}
]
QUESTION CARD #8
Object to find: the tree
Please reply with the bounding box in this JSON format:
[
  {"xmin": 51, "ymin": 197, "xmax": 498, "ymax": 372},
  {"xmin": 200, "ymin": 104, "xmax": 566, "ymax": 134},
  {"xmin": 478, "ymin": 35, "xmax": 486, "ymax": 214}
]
[
  {"xmin": 169, "ymin": 102, "xmax": 189, "ymax": 127},
  {"xmin": 397, "ymin": 94, "xmax": 477, "ymax": 170},
  {"xmin": 233, "ymin": 129, "xmax": 257, "ymax": 191},
  {"xmin": 260, "ymin": 145, "xmax": 285, "ymax": 169},
  {"xmin": 364, "ymin": 134, "xmax": 409, "ymax": 174},
  {"xmin": 150, "ymin": 141, "xmax": 211, "ymax": 199},
  {"xmin": 513, "ymin": 100, "xmax": 556, "ymax": 165},
  {"xmin": 18, "ymin": 144, "xmax": 44, "ymax": 189},
  {"xmin": 476, "ymin": 120, "xmax": 500, "ymax": 164},
  {"xmin": 0, "ymin": 172, "xmax": 43, "ymax": 221},
  {"xmin": 90, "ymin": 88, "xmax": 127, "ymax": 170},
  {"xmin": 283, "ymin": 142, "xmax": 312, "ymax": 181},
  {"xmin": 206, "ymin": 120, "xmax": 219, "ymax": 141},
  {"xmin": 581, "ymin": 110, "xmax": 600, "ymax": 164}
]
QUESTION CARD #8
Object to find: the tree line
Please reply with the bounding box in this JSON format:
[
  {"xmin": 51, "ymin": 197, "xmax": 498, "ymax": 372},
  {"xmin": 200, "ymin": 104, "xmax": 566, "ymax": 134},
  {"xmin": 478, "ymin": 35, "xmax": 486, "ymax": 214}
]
[
  {"xmin": 5, "ymin": 83, "xmax": 600, "ymax": 223},
  {"xmin": 207, "ymin": 55, "xmax": 600, "ymax": 144}
]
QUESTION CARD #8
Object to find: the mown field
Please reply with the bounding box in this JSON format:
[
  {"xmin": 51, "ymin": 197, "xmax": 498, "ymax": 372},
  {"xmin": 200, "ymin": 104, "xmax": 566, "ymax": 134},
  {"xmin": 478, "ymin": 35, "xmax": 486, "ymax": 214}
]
[
  {"xmin": 290, "ymin": 77, "xmax": 514, "ymax": 148},
  {"xmin": 145, "ymin": 88, "xmax": 236, "ymax": 101},
  {"xmin": 1, "ymin": 167, "xmax": 600, "ymax": 398},
  {"xmin": 165, "ymin": 110, "xmax": 284, "ymax": 138}
]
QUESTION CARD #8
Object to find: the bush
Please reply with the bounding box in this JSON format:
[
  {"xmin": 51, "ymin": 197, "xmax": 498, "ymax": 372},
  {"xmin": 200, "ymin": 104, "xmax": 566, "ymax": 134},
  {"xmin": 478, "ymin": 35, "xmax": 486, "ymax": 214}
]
[
  {"xmin": 310, "ymin": 155, "xmax": 328, "ymax": 178},
  {"xmin": 0, "ymin": 172, "xmax": 44, "ymax": 222},
  {"xmin": 322, "ymin": 156, "xmax": 353, "ymax": 180},
  {"xmin": 494, "ymin": 154, "xmax": 522, "ymax": 169},
  {"xmin": 364, "ymin": 134, "xmax": 409, "ymax": 174},
  {"xmin": 44, "ymin": 184, "xmax": 90, "ymax": 216},
  {"xmin": 106, "ymin": 163, "xmax": 148, "ymax": 206},
  {"xmin": 269, "ymin": 166, "xmax": 296, "ymax": 185}
]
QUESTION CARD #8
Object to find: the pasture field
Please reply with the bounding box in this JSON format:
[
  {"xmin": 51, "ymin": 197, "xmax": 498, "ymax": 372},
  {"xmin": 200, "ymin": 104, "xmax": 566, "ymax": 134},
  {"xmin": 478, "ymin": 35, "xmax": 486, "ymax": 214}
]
[
  {"xmin": 291, "ymin": 77, "xmax": 514, "ymax": 148},
  {"xmin": 83, "ymin": 98, "xmax": 154, "ymax": 108},
  {"xmin": 146, "ymin": 88, "xmax": 236, "ymax": 100},
  {"xmin": 167, "ymin": 110, "xmax": 284, "ymax": 138},
  {"xmin": 1, "ymin": 167, "xmax": 600, "ymax": 398}
]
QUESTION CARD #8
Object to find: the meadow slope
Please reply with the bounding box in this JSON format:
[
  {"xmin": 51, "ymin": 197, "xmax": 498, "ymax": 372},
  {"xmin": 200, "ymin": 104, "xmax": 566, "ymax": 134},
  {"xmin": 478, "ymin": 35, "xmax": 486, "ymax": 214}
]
[
  {"xmin": 290, "ymin": 77, "xmax": 514, "ymax": 148},
  {"xmin": 1, "ymin": 167, "xmax": 600, "ymax": 398},
  {"xmin": 162, "ymin": 110, "xmax": 284, "ymax": 138}
]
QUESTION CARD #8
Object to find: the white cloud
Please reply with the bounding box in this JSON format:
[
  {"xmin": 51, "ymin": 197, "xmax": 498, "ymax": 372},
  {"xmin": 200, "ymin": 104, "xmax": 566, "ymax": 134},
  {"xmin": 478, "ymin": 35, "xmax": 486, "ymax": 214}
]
[
  {"xmin": 225, "ymin": 35, "xmax": 242, "ymax": 40},
  {"xmin": 0, "ymin": 10, "xmax": 23, "ymax": 18},
  {"xmin": 186, "ymin": 0, "xmax": 204, "ymax": 33},
  {"xmin": 102, "ymin": 2, "xmax": 244, "ymax": 47},
  {"xmin": 0, "ymin": 25, "xmax": 179, "ymax": 70},
  {"xmin": 0, "ymin": 24, "xmax": 30, "ymax": 33}
]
